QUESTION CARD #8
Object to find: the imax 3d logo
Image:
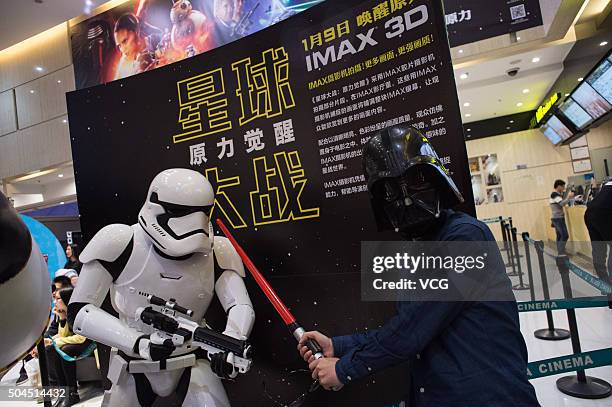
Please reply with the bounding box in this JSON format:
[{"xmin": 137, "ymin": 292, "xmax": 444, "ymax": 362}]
[{"xmin": 305, "ymin": 5, "xmax": 429, "ymax": 72}]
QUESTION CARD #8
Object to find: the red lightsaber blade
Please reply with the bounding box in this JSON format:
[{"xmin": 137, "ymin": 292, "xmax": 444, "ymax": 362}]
[{"xmin": 216, "ymin": 219, "xmax": 324, "ymax": 360}]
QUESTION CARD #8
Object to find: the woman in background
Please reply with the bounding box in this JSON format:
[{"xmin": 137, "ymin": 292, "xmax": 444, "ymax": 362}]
[{"xmin": 46, "ymin": 287, "xmax": 91, "ymax": 407}]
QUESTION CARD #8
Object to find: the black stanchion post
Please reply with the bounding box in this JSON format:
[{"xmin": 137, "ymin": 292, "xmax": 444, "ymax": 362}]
[
  {"xmin": 555, "ymin": 255, "xmax": 612, "ymax": 399},
  {"xmin": 501, "ymin": 220, "xmax": 512, "ymax": 267},
  {"xmin": 505, "ymin": 223, "xmax": 518, "ymax": 276},
  {"xmin": 500, "ymin": 216, "xmax": 509, "ymax": 253},
  {"xmin": 511, "ymin": 227, "xmax": 529, "ymax": 290},
  {"xmin": 36, "ymin": 338, "xmax": 53, "ymax": 407},
  {"xmin": 521, "ymin": 232, "xmax": 536, "ymax": 301},
  {"xmin": 508, "ymin": 217, "xmax": 523, "ymax": 258},
  {"xmin": 533, "ymin": 240, "xmax": 570, "ymax": 340}
]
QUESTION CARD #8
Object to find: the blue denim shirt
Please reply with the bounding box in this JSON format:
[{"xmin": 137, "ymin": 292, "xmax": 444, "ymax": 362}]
[{"xmin": 333, "ymin": 210, "xmax": 539, "ymax": 406}]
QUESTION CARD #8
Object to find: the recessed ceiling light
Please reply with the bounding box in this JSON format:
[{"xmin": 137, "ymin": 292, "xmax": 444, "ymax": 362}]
[
  {"xmin": 458, "ymin": 49, "xmax": 464, "ymax": 54},
  {"xmin": 509, "ymin": 120, "xmax": 514, "ymax": 123},
  {"xmin": 465, "ymin": 113, "xmax": 471, "ymax": 117},
  {"xmin": 463, "ymin": 102, "xmax": 471, "ymax": 107},
  {"xmin": 531, "ymin": 57, "xmax": 540, "ymax": 63},
  {"xmin": 60, "ymin": 201, "xmax": 65, "ymax": 205},
  {"xmin": 600, "ymin": 41, "xmax": 608, "ymax": 47},
  {"xmin": 29, "ymin": 90, "xmax": 35, "ymax": 94},
  {"xmin": 516, "ymin": 102, "xmax": 523, "ymax": 107},
  {"xmin": 516, "ymin": 36, "xmax": 521, "ymax": 41},
  {"xmin": 467, "ymin": 128, "xmax": 471, "ymax": 131},
  {"xmin": 578, "ymin": 77, "xmax": 583, "ymax": 82},
  {"xmin": 522, "ymin": 88, "xmax": 530, "ymax": 94},
  {"xmin": 460, "ymin": 73, "xmax": 469, "ymax": 80},
  {"xmin": 57, "ymin": 80, "xmax": 62, "ymax": 84},
  {"xmin": 58, "ymin": 174, "xmax": 64, "ymax": 178},
  {"xmin": 62, "ymin": 119, "xmax": 67, "ymax": 123},
  {"xmin": 34, "ymin": 66, "xmax": 44, "ymax": 72},
  {"xmin": 506, "ymin": 127, "xmax": 511, "ymax": 130}
]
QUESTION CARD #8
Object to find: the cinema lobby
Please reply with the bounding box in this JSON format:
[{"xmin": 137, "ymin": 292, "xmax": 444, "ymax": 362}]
[{"xmin": 0, "ymin": 1, "xmax": 611, "ymax": 406}]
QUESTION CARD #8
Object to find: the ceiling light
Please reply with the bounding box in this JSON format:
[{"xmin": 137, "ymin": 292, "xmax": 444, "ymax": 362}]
[
  {"xmin": 506, "ymin": 127, "xmax": 511, "ymax": 130},
  {"xmin": 531, "ymin": 57, "xmax": 540, "ymax": 63},
  {"xmin": 62, "ymin": 119, "xmax": 67, "ymax": 123},
  {"xmin": 509, "ymin": 120, "xmax": 514, "ymax": 123},
  {"xmin": 467, "ymin": 128, "xmax": 471, "ymax": 131},
  {"xmin": 458, "ymin": 49, "xmax": 464, "ymax": 54},
  {"xmin": 522, "ymin": 88, "xmax": 530, "ymax": 94},
  {"xmin": 465, "ymin": 113, "xmax": 471, "ymax": 117},
  {"xmin": 60, "ymin": 202, "xmax": 65, "ymax": 205},
  {"xmin": 565, "ymin": 93, "xmax": 570, "ymax": 97},
  {"xmin": 34, "ymin": 66, "xmax": 44, "ymax": 72},
  {"xmin": 460, "ymin": 73, "xmax": 469, "ymax": 80},
  {"xmin": 516, "ymin": 36, "xmax": 521, "ymax": 41},
  {"xmin": 57, "ymin": 80, "xmax": 62, "ymax": 84},
  {"xmin": 58, "ymin": 173, "xmax": 64, "ymax": 178},
  {"xmin": 29, "ymin": 90, "xmax": 35, "ymax": 94},
  {"xmin": 578, "ymin": 77, "xmax": 583, "ymax": 82},
  {"xmin": 463, "ymin": 102, "xmax": 470, "ymax": 107},
  {"xmin": 516, "ymin": 102, "xmax": 523, "ymax": 107},
  {"xmin": 600, "ymin": 41, "xmax": 608, "ymax": 47}
]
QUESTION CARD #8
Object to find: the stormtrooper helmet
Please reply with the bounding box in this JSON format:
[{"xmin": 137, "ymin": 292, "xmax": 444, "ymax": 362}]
[{"xmin": 138, "ymin": 169, "xmax": 215, "ymax": 257}]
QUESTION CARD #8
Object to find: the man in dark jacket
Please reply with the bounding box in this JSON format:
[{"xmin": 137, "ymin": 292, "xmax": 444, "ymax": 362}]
[
  {"xmin": 298, "ymin": 126, "xmax": 539, "ymax": 406},
  {"xmin": 584, "ymin": 179, "xmax": 612, "ymax": 301}
]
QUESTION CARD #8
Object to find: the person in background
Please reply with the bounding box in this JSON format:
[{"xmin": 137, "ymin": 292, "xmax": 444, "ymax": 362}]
[
  {"xmin": 550, "ymin": 179, "xmax": 574, "ymax": 254},
  {"xmin": 44, "ymin": 287, "xmax": 91, "ymax": 407},
  {"xmin": 64, "ymin": 244, "xmax": 82, "ymax": 275},
  {"xmin": 584, "ymin": 178, "xmax": 612, "ymax": 301},
  {"xmin": 17, "ymin": 276, "xmax": 74, "ymax": 385}
]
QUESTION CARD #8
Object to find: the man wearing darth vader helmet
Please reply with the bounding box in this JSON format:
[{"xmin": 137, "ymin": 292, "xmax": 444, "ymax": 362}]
[{"xmin": 299, "ymin": 125, "xmax": 539, "ymax": 406}]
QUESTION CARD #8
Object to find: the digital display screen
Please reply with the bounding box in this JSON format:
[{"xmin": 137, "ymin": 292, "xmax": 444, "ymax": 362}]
[
  {"xmin": 546, "ymin": 114, "xmax": 573, "ymax": 141},
  {"xmin": 560, "ymin": 98, "xmax": 593, "ymax": 129},
  {"xmin": 587, "ymin": 59, "xmax": 612, "ymax": 104},
  {"xmin": 572, "ymin": 82, "xmax": 612, "ymax": 120},
  {"xmin": 541, "ymin": 123, "xmax": 562, "ymax": 145}
]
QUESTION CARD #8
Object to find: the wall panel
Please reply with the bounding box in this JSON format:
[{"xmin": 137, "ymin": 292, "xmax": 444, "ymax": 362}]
[
  {"xmin": 0, "ymin": 89, "xmax": 17, "ymax": 136},
  {"xmin": 0, "ymin": 116, "xmax": 71, "ymax": 179},
  {"xmin": 0, "ymin": 23, "xmax": 71, "ymax": 93}
]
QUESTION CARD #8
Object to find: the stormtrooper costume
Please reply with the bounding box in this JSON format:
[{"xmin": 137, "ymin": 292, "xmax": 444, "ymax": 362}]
[{"xmin": 68, "ymin": 169, "xmax": 255, "ymax": 407}]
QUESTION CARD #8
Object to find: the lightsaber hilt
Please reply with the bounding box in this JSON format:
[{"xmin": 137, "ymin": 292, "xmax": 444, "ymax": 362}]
[{"xmin": 289, "ymin": 322, "xmax": 324, "ymax": 360}]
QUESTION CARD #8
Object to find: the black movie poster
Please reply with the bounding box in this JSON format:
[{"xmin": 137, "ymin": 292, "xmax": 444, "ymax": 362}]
[
  {"xmin": 444, "ymin": 0, "xmax": 543, "ymax": 47},
  {"xmin": 67, "ymin": 0, "xmax": 474, "ymax": 405}
]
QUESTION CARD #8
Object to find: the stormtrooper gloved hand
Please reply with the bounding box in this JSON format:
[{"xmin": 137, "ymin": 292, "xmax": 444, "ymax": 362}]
[
  {"xmin": 135, "ymin": 335, "xmax": 176, "ymax": 361},
  {"xmin": 210, "ymin": 352, "xmax": 238, "ymax": 379}
]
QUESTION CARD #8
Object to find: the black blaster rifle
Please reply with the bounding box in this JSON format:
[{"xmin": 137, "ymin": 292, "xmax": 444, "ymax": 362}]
[{"xmin": 136, "ymin": 295, "xmax": 252, "ymax": 375}]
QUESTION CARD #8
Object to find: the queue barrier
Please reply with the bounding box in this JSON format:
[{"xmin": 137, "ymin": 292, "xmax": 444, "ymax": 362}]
[
  {"xmin": 550, "ymin": 256, "xmax": 611, "ymax": 399},
  {"xmin": 518, "ymin": 296, "xmax": 610, "ymax": 312},
  {"xmin": 527, "ymin": 348, "xmax": 612, "ymax": 380}
]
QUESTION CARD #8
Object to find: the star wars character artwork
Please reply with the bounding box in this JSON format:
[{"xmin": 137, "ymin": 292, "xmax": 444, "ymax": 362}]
[
  {"xmin": 68, "ymin": 169, "xmax": 255, "ymax": 407},
  {"xmin": 71, "ymin": 0, "xmax": 321, "ymax": 88}
]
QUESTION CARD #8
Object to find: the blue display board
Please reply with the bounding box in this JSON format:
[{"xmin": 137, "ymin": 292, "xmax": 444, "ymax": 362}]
[{"xmin": 20, "ymin": 215, "xmax": 66, "ymax": 279}]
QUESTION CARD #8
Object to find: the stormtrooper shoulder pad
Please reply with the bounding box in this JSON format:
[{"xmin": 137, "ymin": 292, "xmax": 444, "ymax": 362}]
[
  {"xmin": 80, "ymin": 224, "xmax": 134, "ymax": 264},
  {"xmin": 213, "ymin": 236, "xmax": 245, "ymax": 277}
]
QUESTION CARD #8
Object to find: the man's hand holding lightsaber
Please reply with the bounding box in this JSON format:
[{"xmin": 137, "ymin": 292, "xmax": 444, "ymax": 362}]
[{"xmin": 297, "ymin": 331, "xmax": 344, "ymax": 391}]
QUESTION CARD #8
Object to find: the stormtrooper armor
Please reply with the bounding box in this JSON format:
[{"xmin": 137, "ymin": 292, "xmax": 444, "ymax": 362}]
[
  {"xmin": 0, "ymin": 192, "xmax": 51, "ymax": 373},
  {"xmin": 68, "ymin": 169, "xmax": 255, "ymax": 406}
]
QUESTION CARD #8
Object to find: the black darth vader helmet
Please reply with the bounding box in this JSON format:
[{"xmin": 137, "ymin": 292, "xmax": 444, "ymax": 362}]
[{"xmin": 362, "ymin": 125, "xmax": 464, "ymax": 236}]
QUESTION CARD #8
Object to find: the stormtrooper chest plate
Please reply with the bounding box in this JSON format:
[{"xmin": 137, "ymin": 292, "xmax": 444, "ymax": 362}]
[{"xmin": 111, "ymin": 226, "xmax": 215, "ymax": 329}]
